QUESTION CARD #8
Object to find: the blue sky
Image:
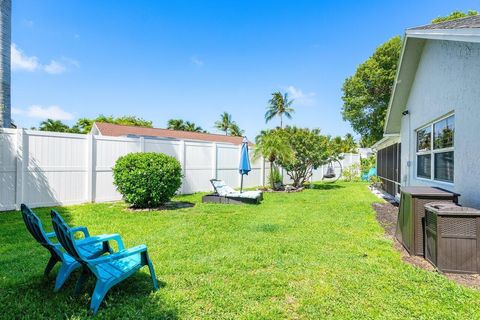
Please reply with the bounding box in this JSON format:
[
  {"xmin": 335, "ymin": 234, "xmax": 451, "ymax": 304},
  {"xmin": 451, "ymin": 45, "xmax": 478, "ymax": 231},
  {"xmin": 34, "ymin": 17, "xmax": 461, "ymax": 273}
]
[{"xmin": 11, "ymin": 0, "xmax": 479, "ymax": 139}]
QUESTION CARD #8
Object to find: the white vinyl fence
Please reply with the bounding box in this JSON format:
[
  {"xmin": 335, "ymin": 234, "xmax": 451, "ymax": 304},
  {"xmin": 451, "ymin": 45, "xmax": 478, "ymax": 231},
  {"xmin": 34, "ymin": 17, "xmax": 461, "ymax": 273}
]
[{"xmin": 0, "ymin": 128, "xmax": 360, "ymax": 211}]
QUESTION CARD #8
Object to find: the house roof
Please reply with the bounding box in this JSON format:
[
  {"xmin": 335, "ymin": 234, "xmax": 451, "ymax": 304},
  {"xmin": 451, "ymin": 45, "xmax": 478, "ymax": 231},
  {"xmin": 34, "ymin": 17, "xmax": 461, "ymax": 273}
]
[
  {"xmin": 410, "ymin": 15, "xmax": 480, "ymax": 30},
  {"xmin": 93, "ymin": 122, "xmax": 247, "ymax": 145},
  {"xmin": 383, "ymin": 18, "xmax": 480, "ymax": 135}
]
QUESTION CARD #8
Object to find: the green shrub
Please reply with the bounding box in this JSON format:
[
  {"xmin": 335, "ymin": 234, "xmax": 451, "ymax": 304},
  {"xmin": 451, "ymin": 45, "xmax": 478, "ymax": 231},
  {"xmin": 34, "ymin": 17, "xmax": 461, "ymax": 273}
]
[
  {"xmin": 113, "ymin": 152, "xmax": 182, "ymax": 208},
  {"xmin": 343, "ymin": 163, "xmax": 361, "ymax": 182},
  {"xmin": 360, "ymin": 155, "xmax": 376, "ymax": 174},
  {"xmin": 268, "ymin": 166, "xmax": 283, "ymax": 190}
]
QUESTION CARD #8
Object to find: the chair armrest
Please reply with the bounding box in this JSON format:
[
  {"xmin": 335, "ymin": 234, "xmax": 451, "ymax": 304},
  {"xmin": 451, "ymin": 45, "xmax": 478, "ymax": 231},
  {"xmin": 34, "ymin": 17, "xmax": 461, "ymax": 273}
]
[
  {"xmin": 70, "ymin": 226, "xmax": 90, "ymax": 238},
  {"xmin": 76, "ymin": 233, "xmax": 125, "ymax": 251},
  {"xmin": 46, "ymin": 231, "xmax": 56, "ymax": 238},
  {"xmin": 88, "ymin": 245, "xmax": 147, "ymax": 265}
]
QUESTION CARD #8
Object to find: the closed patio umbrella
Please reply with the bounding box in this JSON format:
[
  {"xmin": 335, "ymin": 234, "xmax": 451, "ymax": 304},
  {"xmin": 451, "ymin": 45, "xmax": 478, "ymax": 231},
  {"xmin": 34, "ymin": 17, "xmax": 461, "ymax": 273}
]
[{"xmin": 239, "ymin": 136, "xmax": 251, "ymax": 193}]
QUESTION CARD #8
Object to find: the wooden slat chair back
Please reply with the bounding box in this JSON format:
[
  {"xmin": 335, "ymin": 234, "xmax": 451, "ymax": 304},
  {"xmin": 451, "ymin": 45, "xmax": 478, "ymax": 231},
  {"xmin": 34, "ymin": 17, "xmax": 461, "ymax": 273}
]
[{"xmin": 51, "ymin": 209, "xmax": 159, "ymax": 315}]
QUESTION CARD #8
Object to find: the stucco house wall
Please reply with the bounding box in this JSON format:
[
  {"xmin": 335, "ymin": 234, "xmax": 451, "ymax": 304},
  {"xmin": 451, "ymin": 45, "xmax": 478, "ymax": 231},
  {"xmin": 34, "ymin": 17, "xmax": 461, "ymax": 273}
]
[{"xmin": 400, "ymin": 39, "xmax": 480, "ymax": 207}]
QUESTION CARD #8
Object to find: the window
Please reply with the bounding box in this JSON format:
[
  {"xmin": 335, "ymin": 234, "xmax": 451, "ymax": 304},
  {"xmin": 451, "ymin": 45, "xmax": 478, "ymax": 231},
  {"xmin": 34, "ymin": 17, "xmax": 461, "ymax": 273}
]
[{"xmin": 416, "ymin": 114, "xmax": 454, "ymax": 183}]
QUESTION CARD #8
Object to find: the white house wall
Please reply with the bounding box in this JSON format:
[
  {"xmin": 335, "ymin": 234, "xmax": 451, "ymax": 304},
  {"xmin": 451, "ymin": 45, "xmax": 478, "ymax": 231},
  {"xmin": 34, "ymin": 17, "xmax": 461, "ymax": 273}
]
[{"xmin": 401, "ymin": 39, "xmax": 480, "ymax": 207}]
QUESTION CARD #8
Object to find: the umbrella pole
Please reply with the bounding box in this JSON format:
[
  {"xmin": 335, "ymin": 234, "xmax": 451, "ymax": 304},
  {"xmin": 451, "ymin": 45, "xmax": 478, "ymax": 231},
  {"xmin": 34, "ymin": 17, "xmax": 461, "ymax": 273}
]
[{"xmin": 240, "ymin": 175, "xmax": 244, "ymax": 193}]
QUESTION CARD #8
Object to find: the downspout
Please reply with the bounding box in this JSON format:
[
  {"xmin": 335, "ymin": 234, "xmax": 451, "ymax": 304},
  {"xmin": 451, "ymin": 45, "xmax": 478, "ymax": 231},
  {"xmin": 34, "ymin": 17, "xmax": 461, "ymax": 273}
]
[{"xmin": 402, "ymin": 109, "xmax": 411, "ymax": 187}]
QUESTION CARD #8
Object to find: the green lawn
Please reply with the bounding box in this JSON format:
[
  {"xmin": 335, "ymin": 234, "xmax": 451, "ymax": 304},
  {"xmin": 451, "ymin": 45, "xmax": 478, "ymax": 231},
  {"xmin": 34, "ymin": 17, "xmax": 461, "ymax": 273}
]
[{"xmin": 1, "ymin": 182, "xmax": 480, "ymax": 319}]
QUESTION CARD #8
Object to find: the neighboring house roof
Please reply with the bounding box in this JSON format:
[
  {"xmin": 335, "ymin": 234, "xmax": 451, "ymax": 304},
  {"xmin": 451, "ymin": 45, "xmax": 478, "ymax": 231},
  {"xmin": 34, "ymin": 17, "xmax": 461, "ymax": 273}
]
[
  {"xmin": 410, "ymin": 15, "xmax": 480, "ymax": 30},
  {"xmin": 383, "ymin": 18, "xmax": 480, "ymax": 135},
  {"xmin": 93, "ymin": 122, "xmax": 247, "ymax": 145}
]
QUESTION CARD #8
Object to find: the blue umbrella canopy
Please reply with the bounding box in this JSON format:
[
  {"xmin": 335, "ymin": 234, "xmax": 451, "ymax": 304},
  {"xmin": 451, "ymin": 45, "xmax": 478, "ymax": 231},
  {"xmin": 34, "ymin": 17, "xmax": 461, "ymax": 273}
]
[
  {"xmin": 239, "ymin": 137, "xmax": 251, "ymax": 175},
  {"xmin": 239, "ymin": 137, "xmax": 251, "ymax": 192}
]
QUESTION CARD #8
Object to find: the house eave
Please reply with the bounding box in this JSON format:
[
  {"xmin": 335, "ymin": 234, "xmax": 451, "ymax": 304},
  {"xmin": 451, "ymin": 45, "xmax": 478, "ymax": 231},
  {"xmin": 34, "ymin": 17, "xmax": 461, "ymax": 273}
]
[
  {"xmin": 371, "ymin": 134, "xmax": 400, "ymax": 151},
  {"xmin": 406, "ymin": 28, "xmax": 480, "ymax": 43},
  {"xmin": 384, "ymin": 28, "xmax": 480, "ymax": 136}
]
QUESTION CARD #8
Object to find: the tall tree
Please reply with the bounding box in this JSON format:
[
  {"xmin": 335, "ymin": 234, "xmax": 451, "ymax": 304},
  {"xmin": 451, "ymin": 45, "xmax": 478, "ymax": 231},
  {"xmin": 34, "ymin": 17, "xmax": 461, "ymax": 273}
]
[
  {"xmin": 341, "ymin": 36, "xmax": 402, "ymax": 147},
  {"xmin": 229, "ymin": 122, "xmax": 244, "ymax": 137},
  {"xmin": 265, "ymin": 91, "xmax": 295, "ymax": 128},
  {"xmin": 432, "ymin": 10, "xmax": 477, "ymax": 24},
  {"xmin": 0, "ymin": 0, "xmax": 11, "ymax": 128},
  {"xmin": 39, "ymin": 119, "xmax": 71, "ymax": 133},
  {"xmin": 167, "ymin": 119, "xmax": 186, "ymax": 130},
  {"xmin": 71, "ymin": 115, "xmax": 153, "ymax": 134},
  {"xmin": 341, "ymin": 11, "xmax": 478, "ymax": 147},
  {"xmin": 340, "ymin": 133, "xmax": 357, "ymax": 153},
  {"xmin": 214, "ymin": 112, "xmax": 233, "ymax": 135},
  {"xmin": 184, "ymin": 121, "xmax": 204, "ymax": 132},
  {"xmin": 253, "ymin": 129, "xmax": 294, "ymax": 189},
  {"xmin": 275, "ymin": 127, "xmax": 329, "ymax": 187}
]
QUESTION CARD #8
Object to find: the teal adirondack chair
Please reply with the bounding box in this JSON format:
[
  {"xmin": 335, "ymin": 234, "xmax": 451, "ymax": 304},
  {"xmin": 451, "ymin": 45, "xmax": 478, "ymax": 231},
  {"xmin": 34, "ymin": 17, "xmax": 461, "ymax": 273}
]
[
  {"xmin": 20, "ymin": 204, "xmax": 112, "ymax": 291},
  {"xmin": 51, "ymin": 209, "xmax": 159, "ymax": 315}
]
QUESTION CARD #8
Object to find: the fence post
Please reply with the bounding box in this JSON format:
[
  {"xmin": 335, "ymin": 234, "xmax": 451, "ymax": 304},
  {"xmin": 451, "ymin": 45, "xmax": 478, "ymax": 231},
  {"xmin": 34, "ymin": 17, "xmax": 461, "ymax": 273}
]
[
  {"xmin": 139, "ymin": 137, "xmax": 145, "ymax": 152},
  {"xmin": 15, "ymin": 128, "xmax": 27, "ymax": 210},
  {"xmin": 238, "ymin": 144, "xmax": 242, "ymax": 188},
  {"xmin": 86, "ymin": 134, "xmax": 94, "ymax": 203},
  {"xmin": 260, "ymin": 157, "xmax": 265, "ymax": 186},
  {"xmin": 211, "ymin": 142, "xmax": 217, "ymax": 179},
  {"xmin": 179, "ymin": 140, "xmax": 186, "ymax": 194}
]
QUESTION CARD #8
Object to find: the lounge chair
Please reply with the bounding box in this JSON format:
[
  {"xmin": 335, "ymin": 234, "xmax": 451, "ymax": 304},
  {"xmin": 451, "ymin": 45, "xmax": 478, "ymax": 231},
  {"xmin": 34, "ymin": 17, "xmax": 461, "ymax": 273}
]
[
  {"xmin": 20, "ymin": 204, "xmax": 111, "ymax": 292},
  {"xmin": 51, "ymin": 209, "xmax": 159, "ymax": 315},
  {"xmin": 202, "ymin": 179, "xmax": 263, "ymax": 204}
]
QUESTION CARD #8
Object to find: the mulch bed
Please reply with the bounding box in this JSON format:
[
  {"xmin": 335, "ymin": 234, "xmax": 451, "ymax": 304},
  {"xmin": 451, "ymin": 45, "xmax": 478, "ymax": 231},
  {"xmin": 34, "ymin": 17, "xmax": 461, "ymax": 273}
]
[{"xmin": 373, "ymin": 201, "xmax": 480, "ymax": 290}]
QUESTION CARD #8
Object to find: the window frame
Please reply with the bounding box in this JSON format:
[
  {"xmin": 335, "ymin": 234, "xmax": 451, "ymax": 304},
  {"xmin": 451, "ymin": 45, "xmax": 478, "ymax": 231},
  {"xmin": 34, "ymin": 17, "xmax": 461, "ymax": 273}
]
[{"xmin": 415, "ymin": 113, "xmax": 455, "ymax": 184}]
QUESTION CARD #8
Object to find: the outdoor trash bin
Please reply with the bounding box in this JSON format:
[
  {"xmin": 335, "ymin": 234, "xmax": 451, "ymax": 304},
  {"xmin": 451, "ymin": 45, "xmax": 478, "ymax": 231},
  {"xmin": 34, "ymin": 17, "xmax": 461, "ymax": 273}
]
[
  {"xmin": 396, "ymin": 187, "xmax": 459, "ymax": 256},
  {"xmin": 425, "ymin": 203, "xmax": 480, "ymax": 274}
]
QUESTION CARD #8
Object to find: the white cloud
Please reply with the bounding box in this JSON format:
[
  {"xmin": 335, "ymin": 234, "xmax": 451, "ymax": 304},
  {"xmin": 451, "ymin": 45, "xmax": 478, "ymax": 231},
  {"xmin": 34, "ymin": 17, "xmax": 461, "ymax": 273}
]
[
  {"xmin": 11, "ymin": 43, "xmax": 40, "ymax": 71},
  {"xmin": 11, "ymin": 43, "xmax": 78, "ymax": 74},
  {"xmin": 44, "ymin": 60, "xmax": 67, "ymax": 74},
  {"xmin": 11, "ymin": 107, "xmax": 24, "ymax": 115},
  {"xmin": 190, "ymin": 55, "xmax": 204, "ymax": 67},
  {"xmin": 286, "ymin": 85, "xmax": 316, "ymax": 106},
  {"xmin": 23, "ymin": 19, "xmax": 34, "ymax": 28},
  {"xmin": 13, "ymin": 105, "xmax": 74, "ymax": 120}
]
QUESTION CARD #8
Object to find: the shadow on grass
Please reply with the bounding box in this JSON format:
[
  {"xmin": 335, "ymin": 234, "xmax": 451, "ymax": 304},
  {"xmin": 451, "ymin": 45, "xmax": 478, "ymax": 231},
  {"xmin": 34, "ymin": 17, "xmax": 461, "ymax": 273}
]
[
  {"xmin": 127, "ymin": 201, "xmax": 195, "ymax": 212},
  {"xmin": 2, "ymin": 272, "xmax": 177, "ymax": 319},
  {"xmin": 256, "ymin": 223, "xmax": 281, "ymax": 233},
  {"xmin": 306, "ymin": 183, "xmax": 345, "ymax": 190},
  {"xmin": 6, "ymin": 206, "xmax": 178, "ymax": 319}
]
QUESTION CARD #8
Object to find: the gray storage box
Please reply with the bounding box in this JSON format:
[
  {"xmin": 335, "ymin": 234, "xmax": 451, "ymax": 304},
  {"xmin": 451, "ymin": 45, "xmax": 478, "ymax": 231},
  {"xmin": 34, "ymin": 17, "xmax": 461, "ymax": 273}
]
[{"xmin": 425, "ymin": 203, "xmax": 480, "ymax": 274}]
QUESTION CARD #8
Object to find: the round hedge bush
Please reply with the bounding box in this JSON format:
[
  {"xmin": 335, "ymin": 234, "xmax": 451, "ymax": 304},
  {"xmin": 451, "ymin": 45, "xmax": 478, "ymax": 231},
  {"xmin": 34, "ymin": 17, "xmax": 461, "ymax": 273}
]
[{"xmin": 113, "ymin": 152, "xmax": 182, "ymax": 208}]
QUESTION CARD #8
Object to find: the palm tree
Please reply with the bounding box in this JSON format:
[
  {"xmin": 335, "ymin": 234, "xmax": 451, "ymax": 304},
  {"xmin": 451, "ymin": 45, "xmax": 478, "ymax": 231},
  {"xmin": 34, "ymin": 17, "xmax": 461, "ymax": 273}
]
[
  {"xmin": 184, "ymin": 121, "xmax": 204, "ymax": 132},
  {"xmin": 265, "ymin": 91, "xmax": 295, "ymax": 128},
  {"xmin": 228, "ymin": 122, "xmax": 244, "ymax": 136},
  {"xmin": 167, "ymin": 119, "xmax": 186, "ymax": 130},
  {"xmin": 0, "ymin": 0, "xmax": 11, "ymax": 128},
  {"xmin": 214, "ymin": 112, "xmax": 233, "ymax": 135},
  {"xmin": 39, "ymin": 119, "xmax": 71, "ymax": 133},
  {"xmin": 341, "ymin": 133, "xmax": 357, "ymax": 153},
  {"xmin": 253, "ymin": 129, "xmax": 294, "ymax": 189}
]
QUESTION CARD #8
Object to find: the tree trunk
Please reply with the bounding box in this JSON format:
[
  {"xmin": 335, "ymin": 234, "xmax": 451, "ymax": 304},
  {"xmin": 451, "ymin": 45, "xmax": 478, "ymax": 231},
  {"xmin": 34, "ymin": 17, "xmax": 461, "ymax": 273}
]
[
  {"xmin": 0, "ymin": 0, "xmax": 11, "ymax": 128},
  {"xmin": 269, "ymin": 161, "xmax": 274, "ymax": 189}
]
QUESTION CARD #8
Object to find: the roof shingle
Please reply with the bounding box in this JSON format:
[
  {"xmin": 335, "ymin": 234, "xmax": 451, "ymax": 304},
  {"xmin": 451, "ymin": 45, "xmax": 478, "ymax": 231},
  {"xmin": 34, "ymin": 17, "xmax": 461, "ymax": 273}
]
[
  {"xmin": 410, "ymin": 15, "xmax": 480, "ymax": 30},
  {"xmin": 94, "ymin": 122, "xmax": 247, "ymax": 145}
]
